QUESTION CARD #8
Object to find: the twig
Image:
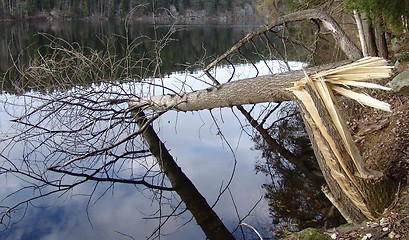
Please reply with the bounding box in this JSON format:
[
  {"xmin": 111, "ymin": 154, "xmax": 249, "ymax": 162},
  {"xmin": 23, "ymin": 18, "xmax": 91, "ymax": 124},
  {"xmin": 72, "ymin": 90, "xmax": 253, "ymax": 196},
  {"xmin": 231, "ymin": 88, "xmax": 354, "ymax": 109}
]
[{"xmin": 240, "ymin": 222, "xmax": 264, "ymax": 240}]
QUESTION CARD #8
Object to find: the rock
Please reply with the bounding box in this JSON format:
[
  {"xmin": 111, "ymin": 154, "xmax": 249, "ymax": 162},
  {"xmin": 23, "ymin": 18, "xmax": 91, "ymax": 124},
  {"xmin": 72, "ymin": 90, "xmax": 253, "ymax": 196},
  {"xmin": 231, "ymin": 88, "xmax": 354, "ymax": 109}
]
[
  {"xmin": 386, "ymin": 69, "xmax": 409, "ymax": 96},
  {"xmin": 391, "ymin": 36, "xmax": 409, "ymax": 53}
]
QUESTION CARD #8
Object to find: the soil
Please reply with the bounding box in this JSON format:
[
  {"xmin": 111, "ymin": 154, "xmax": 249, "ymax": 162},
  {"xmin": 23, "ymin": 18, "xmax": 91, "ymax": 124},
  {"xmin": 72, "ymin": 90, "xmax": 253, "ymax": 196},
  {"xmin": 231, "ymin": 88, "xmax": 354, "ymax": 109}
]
[
  {"xmin": 340, "ymin": 80, "xmax": 408, "ymax": 182},
  {"xmin": 328, "ymin": 65, "xmax": 409, "ymax": 239}
]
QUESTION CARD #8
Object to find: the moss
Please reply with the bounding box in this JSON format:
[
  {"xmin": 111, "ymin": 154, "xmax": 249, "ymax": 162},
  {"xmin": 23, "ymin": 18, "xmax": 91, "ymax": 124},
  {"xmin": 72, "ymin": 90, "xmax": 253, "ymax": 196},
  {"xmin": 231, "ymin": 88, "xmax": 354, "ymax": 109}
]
[{"xmin": 285, "ymin": 228, "xmax": 330, "ymax": 240}]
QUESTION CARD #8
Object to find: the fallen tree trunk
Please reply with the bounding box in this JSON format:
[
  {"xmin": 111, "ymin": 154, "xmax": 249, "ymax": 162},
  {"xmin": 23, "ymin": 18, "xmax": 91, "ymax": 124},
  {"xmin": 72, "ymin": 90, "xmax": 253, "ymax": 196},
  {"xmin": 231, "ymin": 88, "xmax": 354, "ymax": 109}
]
[
  {"xmin": 129, "ymin": 58, "xmax": 398, "ymax": 224},
  {"xmin": 127, "ymin": 9, "xmax": 398, "ymax": 227},
  {"xmin": 128, "ymin": 61, "xmax": 349, "ymax": 111},
  {"xmin": 129, "ymin": 9, "xmax": 363, "ymax": 112}
]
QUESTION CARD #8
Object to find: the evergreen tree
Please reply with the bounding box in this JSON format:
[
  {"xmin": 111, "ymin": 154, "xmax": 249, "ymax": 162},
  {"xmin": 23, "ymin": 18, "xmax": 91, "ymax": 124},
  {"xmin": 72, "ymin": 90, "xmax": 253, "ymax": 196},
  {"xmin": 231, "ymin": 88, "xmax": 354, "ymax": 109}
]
[
  {"xmin": 204, "ymin": 0, "xmax": 217, "ymax": 12},
  {"xmin": 120, "ymin": 0, "xmax": 130, "ymax": 13},
  {"xmin": 24, "ymin": 0, "xmax": 35, "ymax": 16},
  {"xmin": 345, "ymin": 0, "xmax": 409, "ymax": 32},
  {"xmin": 219, "ymin": 0, "xmax": 232, "ymax": 11},
  {"xmin": 108, "ymin": 0, "xmax": 117, "ymax": 18}
]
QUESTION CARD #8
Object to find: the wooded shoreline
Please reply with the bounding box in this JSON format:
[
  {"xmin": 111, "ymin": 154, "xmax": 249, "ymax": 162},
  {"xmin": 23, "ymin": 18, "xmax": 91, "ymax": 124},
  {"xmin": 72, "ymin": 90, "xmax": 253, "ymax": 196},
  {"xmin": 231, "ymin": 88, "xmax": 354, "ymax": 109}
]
[{"xmin": 0, "ymin": 1, "xmax": 264, "ymax": 24}]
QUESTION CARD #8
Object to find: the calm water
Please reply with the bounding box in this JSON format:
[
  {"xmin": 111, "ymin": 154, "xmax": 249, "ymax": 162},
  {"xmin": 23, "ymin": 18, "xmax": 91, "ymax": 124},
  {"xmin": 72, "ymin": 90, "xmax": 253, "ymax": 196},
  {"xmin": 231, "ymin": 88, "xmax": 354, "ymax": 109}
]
[
  {"xmin": 0, "ymin": 20, "xmax": 262, "ymax": 75},
  {"xmin": 0, "ymin": 21, "xmax": 334, "ymax": 240}
]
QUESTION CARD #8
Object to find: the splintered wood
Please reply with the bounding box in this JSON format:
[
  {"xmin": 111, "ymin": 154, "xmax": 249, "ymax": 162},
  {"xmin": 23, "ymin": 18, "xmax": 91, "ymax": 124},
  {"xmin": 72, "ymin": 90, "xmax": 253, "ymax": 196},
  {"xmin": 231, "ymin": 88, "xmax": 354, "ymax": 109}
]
[{"xmin": 289, "ymin": 57, "xmax": 393, "ymax": 220}]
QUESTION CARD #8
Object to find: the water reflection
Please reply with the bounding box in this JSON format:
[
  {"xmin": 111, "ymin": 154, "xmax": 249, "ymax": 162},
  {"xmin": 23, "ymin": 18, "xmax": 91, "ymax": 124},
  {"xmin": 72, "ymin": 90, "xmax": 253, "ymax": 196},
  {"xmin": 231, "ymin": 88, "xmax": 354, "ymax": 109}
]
[
  {"xmin": 0, "ymin": 61, "xmax": 341, "ymax": 239},
  {"xmin": 0, "ymin": 21, "xmax": 266, "ymax": 91},
  {"xmin": 0, "ymin": 92, "xmax": 273, "ymax": 240},
  {"xmin": 251, "ymin": 102, "xmax": 345, "ymax": 234},
  {"xmin": 0, "ymin": 21, "xmax": 342, "ymax": 239}
]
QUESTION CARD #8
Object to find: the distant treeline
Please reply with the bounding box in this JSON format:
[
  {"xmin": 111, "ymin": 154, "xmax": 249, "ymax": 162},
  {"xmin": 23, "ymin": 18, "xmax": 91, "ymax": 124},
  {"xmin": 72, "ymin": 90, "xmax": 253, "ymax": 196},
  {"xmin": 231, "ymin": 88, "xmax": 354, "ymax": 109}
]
[{"xmin": 0, "ymin": 0, "xmax": 254, "ymax": 20}]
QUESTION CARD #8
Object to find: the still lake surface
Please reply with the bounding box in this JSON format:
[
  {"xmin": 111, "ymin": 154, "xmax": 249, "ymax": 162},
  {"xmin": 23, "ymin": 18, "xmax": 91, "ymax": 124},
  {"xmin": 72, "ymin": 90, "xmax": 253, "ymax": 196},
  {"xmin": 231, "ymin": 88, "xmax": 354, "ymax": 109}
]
[{"xmin": 0, "ymin": 20, "xmax": 329, "ymax": 239}]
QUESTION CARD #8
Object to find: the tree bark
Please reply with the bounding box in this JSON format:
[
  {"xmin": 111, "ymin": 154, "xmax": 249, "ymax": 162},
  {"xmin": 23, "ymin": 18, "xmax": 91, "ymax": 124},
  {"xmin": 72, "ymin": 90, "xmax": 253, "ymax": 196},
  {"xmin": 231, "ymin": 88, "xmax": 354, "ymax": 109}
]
[
  {"xmin": 294, "ymin": 85, "xmax": 371, "ymax": 222},
  {"xmin": 128, "ymin": 60, "xmax": 350, "ymax": 111},
  {"xmin": 353, "ymin": 10, "xmax": 369, "ymax": 57},
  {"xmin": 361, "ymin": 12, "xmax": 378, "ymax": 57},
  {"xmin": 133, "ymin": 110, "xmax": 235, "ymax": 240},
  {"xmin": 130, "ymin": 57, "xmax": 397, "ymax": 224},
  {"xmin": 374, "ymin": 17, "xmax": 388, "ymax": 59}
]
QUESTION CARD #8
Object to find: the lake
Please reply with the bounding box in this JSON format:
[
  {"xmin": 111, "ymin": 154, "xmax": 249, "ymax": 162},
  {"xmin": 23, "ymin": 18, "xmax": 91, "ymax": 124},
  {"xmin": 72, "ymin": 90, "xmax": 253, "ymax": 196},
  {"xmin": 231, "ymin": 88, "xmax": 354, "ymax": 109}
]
[{"xmin": 0, "ymin": 20, "xmax": 335, "ymax": 239}]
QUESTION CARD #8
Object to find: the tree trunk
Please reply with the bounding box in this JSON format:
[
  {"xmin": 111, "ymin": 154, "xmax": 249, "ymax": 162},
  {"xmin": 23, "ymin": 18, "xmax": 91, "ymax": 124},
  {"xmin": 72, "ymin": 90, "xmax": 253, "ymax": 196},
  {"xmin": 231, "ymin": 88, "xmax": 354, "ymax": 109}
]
[
  {"xmin": 374, "ymin": 17, "xmax": 388, "ymax": 59},
  {"xmin": 127, "ymin": 9, "xmax": 397, "ymax": 225},
  {"xmin": 205, "ymin": 9, "xmax": 362, "ymax": 72},
  {"xmin": 353, "ymin": 10, "xmax": 369, "ymax": 57},
  {"xmin": 293, "ymin": 83, "xmax": 397, "ymax": 223},
  {"xmin": 129, "ymin": 8, "xmax": 363, "ymax": 111},
  {"xmin": 361, "ymin": 12, "xmax": 378, "ymax": 57},
  {"xmin": 129, "ymin": 57, "xmax": 398, "ymax": 224},
  {"xmin": 128, "ymin": 60, "xmax": 350, "ymax": 111},
  {"xmin": 298, "ymin": 101, "xmax": 368, "ymax": 222},
  {"xmin": 133, "ymin": 110, "xmax": 235, "ymax": 240}
]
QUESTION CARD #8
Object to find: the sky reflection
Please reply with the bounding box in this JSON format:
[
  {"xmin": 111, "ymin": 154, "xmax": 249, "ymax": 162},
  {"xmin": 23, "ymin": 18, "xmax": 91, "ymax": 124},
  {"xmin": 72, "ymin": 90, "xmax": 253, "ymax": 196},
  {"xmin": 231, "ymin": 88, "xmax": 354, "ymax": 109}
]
[
  {"xmin": 0, "ymin": 108, "xmax": 271, "ymax": 240},
  {"xmin": 0, "ymin": 60, "xmax": 304, "ymax": 240}
]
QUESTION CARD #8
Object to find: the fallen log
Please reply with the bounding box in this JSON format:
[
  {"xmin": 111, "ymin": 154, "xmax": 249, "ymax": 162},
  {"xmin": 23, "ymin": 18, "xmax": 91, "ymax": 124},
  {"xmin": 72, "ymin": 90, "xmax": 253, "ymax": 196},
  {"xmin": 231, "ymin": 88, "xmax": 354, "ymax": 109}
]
[{"xmin": 128, "ymin": 60, "xmax": 350, "ymax": 111}]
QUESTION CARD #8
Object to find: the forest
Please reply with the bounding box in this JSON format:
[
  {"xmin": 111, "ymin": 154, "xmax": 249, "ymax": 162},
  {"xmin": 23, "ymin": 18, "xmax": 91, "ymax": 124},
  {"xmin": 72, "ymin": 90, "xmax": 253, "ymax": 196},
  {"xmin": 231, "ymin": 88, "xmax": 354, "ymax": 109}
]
[{"xmin": 0, "ymin": 0, "xmax": 253, "ymax": 20}]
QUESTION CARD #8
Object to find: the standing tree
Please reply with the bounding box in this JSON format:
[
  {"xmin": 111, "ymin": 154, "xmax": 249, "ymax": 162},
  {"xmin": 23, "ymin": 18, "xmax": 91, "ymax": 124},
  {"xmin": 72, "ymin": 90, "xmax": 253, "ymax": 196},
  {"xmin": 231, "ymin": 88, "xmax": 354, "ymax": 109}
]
[{"xmin": 346, "ymin": 0, "xmax": 409, "ymax": 58}]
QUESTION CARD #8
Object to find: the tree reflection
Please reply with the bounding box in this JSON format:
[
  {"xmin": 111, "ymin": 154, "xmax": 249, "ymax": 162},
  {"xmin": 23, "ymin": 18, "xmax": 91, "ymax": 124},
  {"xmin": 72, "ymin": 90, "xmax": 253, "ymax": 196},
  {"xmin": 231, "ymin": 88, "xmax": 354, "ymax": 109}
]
[
  {"xmin": 0, "ymin": 23, "xmax": 241, "ymax": 239},
  {"xmin": 0, "ymin": 21, "xmax": 266, "ymax": 94},
  {"xmin": 250, "ymin": 102, "xmax": 345, "ymax": 234}
]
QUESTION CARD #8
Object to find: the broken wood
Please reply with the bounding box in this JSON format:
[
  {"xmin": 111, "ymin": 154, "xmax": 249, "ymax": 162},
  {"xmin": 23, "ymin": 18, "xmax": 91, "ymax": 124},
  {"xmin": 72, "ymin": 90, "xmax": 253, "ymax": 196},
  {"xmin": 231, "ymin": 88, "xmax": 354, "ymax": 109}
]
[{"xmin": 290, "ymin": 57, "xmax": 394, "ymax": 221}]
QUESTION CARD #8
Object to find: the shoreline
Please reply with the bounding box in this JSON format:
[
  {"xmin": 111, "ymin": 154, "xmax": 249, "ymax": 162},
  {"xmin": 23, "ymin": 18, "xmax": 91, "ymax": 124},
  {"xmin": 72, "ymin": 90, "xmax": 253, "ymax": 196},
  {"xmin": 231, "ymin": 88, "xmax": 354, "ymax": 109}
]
[{"xmin": 0, "ymin": 5, "xmax": 265, "ymax": 26}]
